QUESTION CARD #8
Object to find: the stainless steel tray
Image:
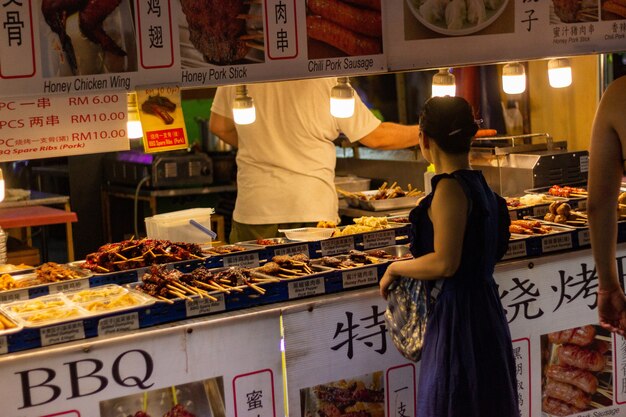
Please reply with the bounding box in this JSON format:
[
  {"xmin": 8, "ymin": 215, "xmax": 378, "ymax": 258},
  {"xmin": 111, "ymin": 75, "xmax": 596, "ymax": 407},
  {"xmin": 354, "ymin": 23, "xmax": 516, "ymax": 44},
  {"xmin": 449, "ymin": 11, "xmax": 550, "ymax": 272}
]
[
  {"xmin": 365, "ymin": 245, "xmax": 412, "ymax": 259},
  {"xmin": 359, "ymin": 194, "xmax": 422, "ymax": 211}
]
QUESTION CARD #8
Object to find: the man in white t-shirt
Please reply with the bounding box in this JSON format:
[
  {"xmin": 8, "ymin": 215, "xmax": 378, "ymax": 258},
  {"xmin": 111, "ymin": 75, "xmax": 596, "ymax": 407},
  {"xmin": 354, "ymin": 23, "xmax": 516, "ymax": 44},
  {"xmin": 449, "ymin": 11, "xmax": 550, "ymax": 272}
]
[{"xmin": 209, "ymin": 77, "xmax": 419, "ymax": 243}]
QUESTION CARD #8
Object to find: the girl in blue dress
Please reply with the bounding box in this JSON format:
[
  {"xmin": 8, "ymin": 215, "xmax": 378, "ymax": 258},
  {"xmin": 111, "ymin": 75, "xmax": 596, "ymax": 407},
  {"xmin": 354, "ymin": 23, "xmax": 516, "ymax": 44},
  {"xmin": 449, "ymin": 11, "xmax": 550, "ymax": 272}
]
[{"xmin": 380, "ymin": 96, "xmax": 519, "ymax": 417}]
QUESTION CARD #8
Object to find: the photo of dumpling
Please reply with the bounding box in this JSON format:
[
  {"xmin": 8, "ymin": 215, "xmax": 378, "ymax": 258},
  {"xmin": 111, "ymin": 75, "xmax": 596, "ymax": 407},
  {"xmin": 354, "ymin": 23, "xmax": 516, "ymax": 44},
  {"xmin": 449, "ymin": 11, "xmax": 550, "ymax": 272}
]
[{"xmin": 407, "ymin": 0, "xmax": 509, "ymax": 36}]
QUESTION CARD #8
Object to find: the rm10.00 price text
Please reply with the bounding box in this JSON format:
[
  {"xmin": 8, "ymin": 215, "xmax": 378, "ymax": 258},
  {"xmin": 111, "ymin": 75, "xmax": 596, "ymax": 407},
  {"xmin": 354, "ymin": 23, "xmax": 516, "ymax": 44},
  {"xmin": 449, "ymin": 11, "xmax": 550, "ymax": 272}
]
[
  {"xmin": 72, "ymin": 129, "xmax": 126, "ymax": 140},
  {"xmin": 71, "ymin": 112, "xmax": 126, "ymax": 123}
]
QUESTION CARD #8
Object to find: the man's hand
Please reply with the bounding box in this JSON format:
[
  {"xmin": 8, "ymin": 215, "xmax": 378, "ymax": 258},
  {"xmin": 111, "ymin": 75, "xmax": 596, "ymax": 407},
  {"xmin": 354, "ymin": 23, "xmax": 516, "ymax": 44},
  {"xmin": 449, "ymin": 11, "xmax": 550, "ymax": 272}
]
[{"xmin": 598, "ymin": 287, "xmax": 626, "ymax": 336}]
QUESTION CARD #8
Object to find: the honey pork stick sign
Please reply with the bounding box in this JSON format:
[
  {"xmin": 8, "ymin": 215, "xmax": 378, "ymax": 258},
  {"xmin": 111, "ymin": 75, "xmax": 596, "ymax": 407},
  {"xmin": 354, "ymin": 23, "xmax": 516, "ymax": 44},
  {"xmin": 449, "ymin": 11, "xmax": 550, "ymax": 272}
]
[
  {"xmin": 0, "ymin": 310, "xmax": 284, "ymax": 417},
  {"xmin": 0, "ymin": 92, "xmax": 129, "ymax": 162}
]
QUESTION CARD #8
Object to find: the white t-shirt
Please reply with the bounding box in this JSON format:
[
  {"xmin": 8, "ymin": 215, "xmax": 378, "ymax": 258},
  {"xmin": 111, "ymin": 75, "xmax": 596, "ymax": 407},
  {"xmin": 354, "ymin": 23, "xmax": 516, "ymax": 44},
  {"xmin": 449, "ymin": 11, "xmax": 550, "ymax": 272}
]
[{"xmin": 211, "ymin": 78, "xmax": 381, "ymax": 224}]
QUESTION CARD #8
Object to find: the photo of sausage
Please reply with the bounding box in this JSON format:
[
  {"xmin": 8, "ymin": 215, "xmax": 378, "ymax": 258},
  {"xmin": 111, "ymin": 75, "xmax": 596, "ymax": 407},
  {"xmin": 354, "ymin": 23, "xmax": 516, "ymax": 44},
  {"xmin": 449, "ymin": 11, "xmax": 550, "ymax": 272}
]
[
  {"xmin": 541, "ymin": 324, "xmax": 613, "ymax": 417},
  {"xmin": 545, "ymin": 365, "xmax": 598, "ymax": 394},
  {"xmin": 306, "ymin": 0, "xmax": 383, "ymax": 58},
  {"xmin": 601, "ymin": 0, "xmax": 626, "ymax": 20},
  {"xmin": 548, "ymin": 324, "xmax": 595, "ymax": 346}
]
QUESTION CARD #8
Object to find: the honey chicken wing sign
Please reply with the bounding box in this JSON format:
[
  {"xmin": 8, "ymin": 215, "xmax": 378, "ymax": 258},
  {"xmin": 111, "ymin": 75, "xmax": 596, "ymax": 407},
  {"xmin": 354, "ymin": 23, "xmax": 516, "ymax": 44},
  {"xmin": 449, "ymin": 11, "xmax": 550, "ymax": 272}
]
[{"xmin": 136, "ymin": 85, "xmax": 188, "ymax": 153}]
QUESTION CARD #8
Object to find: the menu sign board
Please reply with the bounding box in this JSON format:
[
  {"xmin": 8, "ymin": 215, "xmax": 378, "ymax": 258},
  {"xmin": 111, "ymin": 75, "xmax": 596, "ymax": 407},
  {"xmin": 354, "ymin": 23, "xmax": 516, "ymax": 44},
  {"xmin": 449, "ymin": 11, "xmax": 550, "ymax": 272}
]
[
  {"xmin": 386, "ymin": 0, "xmax": 626, "ymax": 70},
  {"xmin": 0, "ymin": 309, "xmax": 284, "ymax": 417},
  {"xmin": 283, "ymin": 292, "xmax": 417, "ymax": 417},
  {"xmin": 0, "ymin": 92, "xmax": 129, "ymax": 162},
  {"xmin": 0, "ymin": 0, "xmax": 386, "ymax": 99}
]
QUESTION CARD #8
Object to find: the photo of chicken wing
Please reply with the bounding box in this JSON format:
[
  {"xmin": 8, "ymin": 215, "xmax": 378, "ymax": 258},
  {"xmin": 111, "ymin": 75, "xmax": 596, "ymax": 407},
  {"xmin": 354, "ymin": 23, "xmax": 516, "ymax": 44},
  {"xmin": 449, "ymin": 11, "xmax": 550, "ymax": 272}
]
[{"xmin": 40, "ymin": 0, "xmax": 135, "ymax": 76}]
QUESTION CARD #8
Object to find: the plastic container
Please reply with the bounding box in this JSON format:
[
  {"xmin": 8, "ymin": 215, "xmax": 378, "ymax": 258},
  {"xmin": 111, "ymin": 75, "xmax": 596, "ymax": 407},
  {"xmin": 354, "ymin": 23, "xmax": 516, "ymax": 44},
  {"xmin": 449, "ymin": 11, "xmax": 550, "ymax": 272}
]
[{"xmin": 145, "ymin": 208, "xmax": 215, "ymax": 244}]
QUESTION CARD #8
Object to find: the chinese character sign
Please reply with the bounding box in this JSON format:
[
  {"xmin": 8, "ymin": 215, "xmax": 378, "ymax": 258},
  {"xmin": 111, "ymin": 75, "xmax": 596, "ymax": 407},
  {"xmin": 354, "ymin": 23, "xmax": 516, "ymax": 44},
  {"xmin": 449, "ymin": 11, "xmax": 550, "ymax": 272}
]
[
  {"xmin": 283, "ymin": 291, "xmax": 416, "ymax": 417},
  {"xmin": 0, "ymin": 0, "xmax": 34, "ymax": 78}
]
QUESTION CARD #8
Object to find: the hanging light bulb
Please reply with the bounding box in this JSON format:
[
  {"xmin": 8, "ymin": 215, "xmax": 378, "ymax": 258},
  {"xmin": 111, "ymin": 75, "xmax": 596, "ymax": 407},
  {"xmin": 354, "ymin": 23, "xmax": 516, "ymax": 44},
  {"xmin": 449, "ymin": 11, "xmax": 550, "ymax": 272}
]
[
  {"xmin": 127, "ymin": 92, "xmax": 143, "ymax": 139},
  {"xmin": 431, "ymin": 68, "xmax": 456, "ymax": 97},
  {"xmin": 502, "ymin": 62, "xmax": 526, "ymax": 94},
  {"xmin": 233, "ymin": 84, "xmax": 256, "ymax": 125},
  {"xmin": 330, "ymin": 77, "xmax": 355, "ymax": 118},
  {"xmin": 548, "ymin": 58, "xmax": 572, "ymax": 88}
]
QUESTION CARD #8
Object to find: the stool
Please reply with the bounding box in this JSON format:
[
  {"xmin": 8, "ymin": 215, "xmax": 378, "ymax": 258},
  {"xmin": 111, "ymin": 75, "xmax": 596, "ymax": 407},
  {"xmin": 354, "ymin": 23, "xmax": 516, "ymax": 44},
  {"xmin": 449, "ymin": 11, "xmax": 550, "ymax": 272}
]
[{"xmin": 0, "ymin": 206, "xmax": 77, "ymax": 263}]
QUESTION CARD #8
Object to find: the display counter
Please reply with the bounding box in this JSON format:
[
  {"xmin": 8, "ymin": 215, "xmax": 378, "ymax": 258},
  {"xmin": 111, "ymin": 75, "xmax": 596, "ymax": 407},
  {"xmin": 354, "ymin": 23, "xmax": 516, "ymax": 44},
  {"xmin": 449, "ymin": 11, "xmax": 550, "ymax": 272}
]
[{"xmin": 0, "ymin": 226, "xmax": 623, "ymax": 416}]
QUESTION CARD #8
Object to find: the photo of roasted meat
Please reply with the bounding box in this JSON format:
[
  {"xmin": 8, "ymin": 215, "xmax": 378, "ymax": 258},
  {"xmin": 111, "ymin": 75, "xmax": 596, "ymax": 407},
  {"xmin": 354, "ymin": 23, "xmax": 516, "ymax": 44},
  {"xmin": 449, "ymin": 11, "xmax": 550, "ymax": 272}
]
[
  {"xmin": 179, "ymin": 0, "xmax": 252, "ymax": 65},
  {"xmin": 41, "ymin": 0, "xmax": 127, "ymax": 75},
  {"xmin": 541, "ymin": 324, "xmax": 613, "ymax": 416},
  {"xmin": 550, "ymin": 0, "xmax": 598, "ymax": 23},
  {"xmin": 141, "ymin": 95, "xmax": 177, "ymax": 125},
  {"xmin": 300, "ymin": 372, "xmax": 384, "ymax": 417}
]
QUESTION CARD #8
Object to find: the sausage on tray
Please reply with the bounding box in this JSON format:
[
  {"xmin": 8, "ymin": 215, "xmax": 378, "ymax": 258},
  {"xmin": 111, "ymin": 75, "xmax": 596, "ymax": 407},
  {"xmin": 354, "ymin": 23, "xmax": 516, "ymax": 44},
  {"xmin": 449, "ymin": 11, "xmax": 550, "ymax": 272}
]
[
  {"xmin": 306, "ymin": 15, "xmax": 382, "ymax": 56},
  {"xmin": 308, "ymin": 0, "xmax": 382, "ymax": 36},
  {"xmin": 557, "ymin": 344, "xmax": 606, "ymax": 372},
  {"xmin": 548, "ymin": 325, "xmax": 596, "ymax": 346},
  {"xmin": 542, "ymin": 396, "xmax": 583, "ymax": 416},
  {"xmin": 546, "ymin": 365, "xmax": 598, "ymax": 394},
  {"xmin": 544, "ymin": 379, "xmax": 591, "ymax": 410}
]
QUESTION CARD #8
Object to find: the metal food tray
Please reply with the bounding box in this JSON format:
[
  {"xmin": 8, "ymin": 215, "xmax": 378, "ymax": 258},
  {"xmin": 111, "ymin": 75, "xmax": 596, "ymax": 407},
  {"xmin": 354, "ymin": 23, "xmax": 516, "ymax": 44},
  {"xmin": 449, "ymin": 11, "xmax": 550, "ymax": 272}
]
[
  {"xmin": 69, "ymin": 257, "xmax": 208, "ymax": 285},
  {"xmin": 1, "ymin": 294, "xmax": 90, "ymax": 328},
  {"xmin": 358, "ymin": 193, "xmax": 422, "ymax": 212},
  {"xmin": 0, "ymin": 269, "xmax": 92, "ymax": 302},
  {"xmin": 526, "ymin": 215, "xmax": 587, "ymax": 229},
  {"xmin": 365, "ymin": 245, "xmax": 412, "ymax": 260},
  {"xmin": 67, "ymin": 285, "xmax": 156, "ymax": 316},
  {"xmin": 0, "ymin": 310, "xmax": 23, "ymax": 336},
  {"xmin": 236, "ymin": 237, "xmax": 296, "ymax": 247}
]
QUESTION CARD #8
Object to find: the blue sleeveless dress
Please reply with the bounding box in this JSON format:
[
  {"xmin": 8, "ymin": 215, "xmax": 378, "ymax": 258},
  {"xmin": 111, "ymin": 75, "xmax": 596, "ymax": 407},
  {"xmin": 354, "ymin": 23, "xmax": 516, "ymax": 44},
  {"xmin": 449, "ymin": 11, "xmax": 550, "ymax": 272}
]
[{"xmin": 409, "ymin": 170, "xmax": 519, "ymax": 417}]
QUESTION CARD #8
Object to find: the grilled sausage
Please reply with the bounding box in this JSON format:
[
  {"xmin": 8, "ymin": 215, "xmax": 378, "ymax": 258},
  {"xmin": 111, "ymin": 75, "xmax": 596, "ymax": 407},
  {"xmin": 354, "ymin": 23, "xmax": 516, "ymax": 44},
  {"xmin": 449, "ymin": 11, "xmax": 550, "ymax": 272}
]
[
  {"xmin": 542, "ymin": 396, "xmax": 583, "ymax": 416},
  {"xmin": 557, "ymin": 344, "xmax": 606, "ymax": 372},
  {"xmin": 544, "ymin": 379, "xmax": 591, "ymax": 410},
  {"xmin": 308, "ymin": 0, "xmax": 382, "ymax": 36},
  {"xmin": 341, "ymin": 0, "xmax": 381, "ymax": 11},
  {"xmin": 545, "ymin": 365, "xmax": 598, "ymax": 394},
  {"xmin": 548, "ymin": 325, "xmax": 596, "ymax": 346},
  {"xmin": 306, "ymin": 16, "xmax": 382, "ymax": 56}
]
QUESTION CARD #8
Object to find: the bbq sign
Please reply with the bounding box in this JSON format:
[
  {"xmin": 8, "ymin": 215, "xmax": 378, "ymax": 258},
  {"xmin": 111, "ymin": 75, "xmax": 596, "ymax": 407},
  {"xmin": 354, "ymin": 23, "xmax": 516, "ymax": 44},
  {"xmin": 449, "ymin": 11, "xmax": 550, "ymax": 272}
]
[{"xmin": 136, "ymin": 85, "xmax": 188, "ymax": 153}]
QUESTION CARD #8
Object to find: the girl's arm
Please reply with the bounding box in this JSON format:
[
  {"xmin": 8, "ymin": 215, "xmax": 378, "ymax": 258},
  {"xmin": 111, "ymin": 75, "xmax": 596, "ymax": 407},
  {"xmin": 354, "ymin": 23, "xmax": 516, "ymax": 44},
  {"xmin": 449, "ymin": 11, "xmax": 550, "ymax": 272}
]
[{"xmin": 380, "ymin": 177, "xmax": 468, "ymax": 298}]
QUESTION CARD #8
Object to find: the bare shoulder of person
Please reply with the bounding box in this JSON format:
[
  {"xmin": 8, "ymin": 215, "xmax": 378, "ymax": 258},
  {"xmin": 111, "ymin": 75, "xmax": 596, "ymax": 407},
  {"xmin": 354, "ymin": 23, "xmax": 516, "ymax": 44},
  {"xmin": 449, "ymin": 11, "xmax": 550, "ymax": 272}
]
[{"xmin": 431, "ymin": 177, "xmax": 468, "ymax": 213}]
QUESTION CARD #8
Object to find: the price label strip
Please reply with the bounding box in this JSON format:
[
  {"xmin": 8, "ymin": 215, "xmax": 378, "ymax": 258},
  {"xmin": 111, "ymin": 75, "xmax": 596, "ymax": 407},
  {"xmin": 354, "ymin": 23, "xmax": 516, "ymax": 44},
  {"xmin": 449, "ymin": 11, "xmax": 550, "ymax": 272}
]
[
  {"xmin": 0, "ymin": 335, "xmax": 7, "ymax": 355},
  {"xmin": 578, "ymin": 229, "xmax": 590, "ymax": 247},
  {"xmin": 363, "ymin": 230, "xmax": 396, "ymax": 250},
  {"xmin": 287, "ymin": 277, "xmax": 325, "ymax": 299},
  {"xmin": 223, "ymin": 252, "xmax": 260, "ymax": 268},
  {"xmin": 40, "ymin": 321, "xmax": 85, "ymax": 347},
  {"xmin": 185, "ymin": 294, "xmax": 226, "ymax": 317},
  {"xmin": 502, "ymin": 240, "xmax": 528, "ymax": 260},
  {"xmin": 542, "ymin": 233, "xmax": 573, "ymax": 253},
  {"xmin": 342, "ymin": 267, "xmax": 378, "ymax": 288},
  {"xmin": 320, "ymin": 237, "xmax": 355, "ymax": 256},
  {"xmin": 0, "ymin": 289, "xmax": 29, "ymax": 303},
  {"xmin": 49, "ymin": 278, "xmax": 90, "ymax": 294},
  {"xmin": 274, "ymin": 244, "xmax": 310, "ymax": 257},
  {"xmin": 98, "ymin": 312, "xmax": 140, "ymax": 336}
]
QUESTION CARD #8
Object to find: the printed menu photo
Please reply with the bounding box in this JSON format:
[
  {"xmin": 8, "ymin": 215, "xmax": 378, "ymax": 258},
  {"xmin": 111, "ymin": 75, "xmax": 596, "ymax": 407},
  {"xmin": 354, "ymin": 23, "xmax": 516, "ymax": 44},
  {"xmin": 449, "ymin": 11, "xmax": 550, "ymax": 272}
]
[
  {"xmin": 540, "ymin": 324, "xmax": 613, "ymax": 416},
  {"xmin": 299, "ymin": 371, "xmax": 384, "ymax": 417},
  {"xmin": 305, "ymin": 0, "xmax": 383, "ymax": 59},
  {"xmin": 99, "ymin": 377, "xmax": 225, "ymax": 417},
  {"xmin": 403, "ymin": 0, "xmax": 515, "ymax": 39},
  {"xmin": 175, "ymin": 0, "xmax": 265, "ymax": 68},
  {"xmin": 39, "ymin": 0, "xmax": 138, "ymax": 76},
  {"xmin": 549, "ymin": 0, "xmax": 599, "ymax": 24}
]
